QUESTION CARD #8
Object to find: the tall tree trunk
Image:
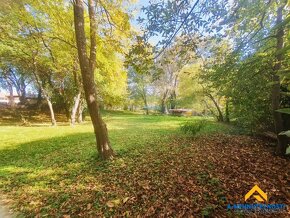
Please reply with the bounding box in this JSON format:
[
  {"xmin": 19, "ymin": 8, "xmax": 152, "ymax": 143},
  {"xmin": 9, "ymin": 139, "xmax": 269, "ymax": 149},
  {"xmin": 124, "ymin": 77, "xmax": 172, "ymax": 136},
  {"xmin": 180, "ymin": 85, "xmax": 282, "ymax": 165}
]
[
  {"xmin": 73, "ymin": 60, "xmax": 83, "ymax": 124},
  {"xmin": 71, "ymin": 92, "xmax": 81, "ymax": 125},
  {"xmin": 169, "ymin": 91, "xmax": 177, "ymax": 110},
  {"xmin": 19, "ymin": 89, "xmax": 26, "ymax": 104},
  {"xmin": 141, "ymin": 86, "xmax": 149, "ymax": 115},
  {"xmin": 32, "ymin": 63, "xmax": 56, "ymax": 126},
  {"xmin": 77, "ymin": 99, "xmax": 84, "ymax": 123},
  {"xmin": 14, "ymin": 87, "xmax": 24, "ymax": 104},
  {"xmin": 7, "ymin": 81, "xmax": 15, "ymax": 107},
  {"xmin": 43, "ymin": 91, "xmax": 56, "ymax": 126},
  {"xmin": 41, "ymin": 87, "xmax": 56, "ymax": 126},
  {"xmin": 4, "ymin": 71, "xmax": 15, "ymax": 107},
  {"xmin": 73, "ymin": 0, "xmax": 114, "ymax": 159},
  {"xmin": 17, "ymin": 78, "xmax": 26, "ymax": 104},
  {"xmin": 272, "ymin": 2, "xmax": 288, "ymax": 155},
  {"xmin": 8, "ymin": 84, "xmax": 15, "ymax": 107},
  {"xmin": 207, "ymin": 93, "xmax": 224, "ymax": 122},
  {"xmin": 45, "ymin": 95, "xmax": 57, "ymax": 126},
  {"xmin": 143, "ymin": 94, "xmax": 149, "ymax": 115},
  {"xmin": 170, "ymin": 74, "xmax": 178, "ymax": 110},
  {"xmin": 225, "ymin": 98, "xmax": 230, "ymax": 123},
  {"xmin": 161, "ymin": 89, "xmax": 168, "ymax": 114},
  {"xmin": 19, "ymin": 77, "xmax": 27, "ymax": 104},
  {"xmin": 37, "ymin": 87, "xmax": 42, "ymax": 108}
]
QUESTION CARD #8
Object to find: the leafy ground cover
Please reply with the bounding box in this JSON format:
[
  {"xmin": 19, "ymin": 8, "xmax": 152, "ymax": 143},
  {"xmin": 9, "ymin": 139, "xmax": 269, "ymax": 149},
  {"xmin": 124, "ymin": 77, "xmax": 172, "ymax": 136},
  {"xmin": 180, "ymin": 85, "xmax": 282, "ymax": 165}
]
[{"xmin": 0, "ymin": 111, "xmax": 289, "ymax": 217}]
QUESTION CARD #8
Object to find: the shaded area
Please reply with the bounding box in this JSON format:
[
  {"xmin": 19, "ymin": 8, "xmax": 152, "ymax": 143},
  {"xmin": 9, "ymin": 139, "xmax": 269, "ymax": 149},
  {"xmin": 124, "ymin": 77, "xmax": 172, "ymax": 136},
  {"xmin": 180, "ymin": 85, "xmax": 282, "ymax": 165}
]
[{"xmin": 0, "ymin": 107, "xmax": 68, "ymax": 126}]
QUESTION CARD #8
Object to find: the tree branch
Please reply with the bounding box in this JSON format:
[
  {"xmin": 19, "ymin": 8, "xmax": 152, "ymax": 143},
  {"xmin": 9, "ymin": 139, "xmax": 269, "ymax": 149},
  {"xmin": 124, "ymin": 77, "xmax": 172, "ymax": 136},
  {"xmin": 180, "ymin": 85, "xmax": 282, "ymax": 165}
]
[{"xmin": 154, "ymin": 0, "xmax": 200, "ymax": 59}]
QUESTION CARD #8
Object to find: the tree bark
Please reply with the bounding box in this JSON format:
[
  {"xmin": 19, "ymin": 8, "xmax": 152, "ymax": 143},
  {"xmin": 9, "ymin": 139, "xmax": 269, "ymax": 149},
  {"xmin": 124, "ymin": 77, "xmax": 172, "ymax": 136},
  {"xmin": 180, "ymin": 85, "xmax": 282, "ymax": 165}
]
[
  {"xmin": 272, "ymin": 2, "xmax": 288, "ymax": 155},
  {"xmin": 6, "ymin": 69, "xmax": 27, "ymax": 104},
  {"xmin": 142, "ymin": 87, "xmax": 149, "ymax": 115},
  {"xmin": 73, "ymin": 0, "xmax": 114, "ymax": 159},
  {"xmin": 7, "ymin": 81, "xmax": 15, "ymax": 107},
  {"xmin": 71, "ymin": 92, "xmax": 81, "ymax": 125},
  {"xmin": 225, "ymin": 98, "xmax": 230, "ymax": 123},
  {"xmin": 207, "ymin": 93, "xmax": 224, "ymax": 122},
  {"xmin": 160, "ymin": 89, "xmax": 169, "ymax": 114},
  {"xmin": 32, "ymin": 61, "xmax": 56, "ymax": 126},
  {"xmin": 14, "ymin": 76, "xmax": 27, "ymax": 104},
  {"xmin": 40, "ymin": 84, "xmax": 56, "ymax": 126},
  {"xmin": 169, "ymin": 90, "xmax": 177, "ymax": 110},
  {"xmin": 43, "ymin": 90, "xmax": 56, "ymax": 126},
  {"xmin": 19, "ymin": 89, "xmax": 26, "ymax": 104},
  {"xmin": 19, "ymin": 77, "xmax": 27, "ymax": 104},
  {"xmin": 45, "ymin": 95, "xmax": 57, "ymax": 126},
  {"xmin": 36, "ymin": 87, "xmax": 42, "ymax": 108},
  {"xmin": 77, "ymin": 99, "xmax": 84, "ymax": 123},
  {"xmin": 169, "ymin": 74, "xmax": 178, "ymax": 110}
]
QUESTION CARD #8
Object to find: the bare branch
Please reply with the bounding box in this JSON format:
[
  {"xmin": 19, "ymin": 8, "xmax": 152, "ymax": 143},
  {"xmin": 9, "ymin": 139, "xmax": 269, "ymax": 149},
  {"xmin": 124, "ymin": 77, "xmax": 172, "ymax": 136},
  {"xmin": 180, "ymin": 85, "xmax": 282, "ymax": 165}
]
[{"xmin": 49, "ymin": 36, "xmax": 77, "ymax": 49}]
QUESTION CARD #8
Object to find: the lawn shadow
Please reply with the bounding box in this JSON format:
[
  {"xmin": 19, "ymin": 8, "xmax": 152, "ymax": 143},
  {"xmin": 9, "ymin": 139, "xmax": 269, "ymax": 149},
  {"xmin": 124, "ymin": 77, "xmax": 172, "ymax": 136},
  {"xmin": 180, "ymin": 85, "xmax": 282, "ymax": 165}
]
[{"xmin": 0, "ymin": 131, "xmax": 116, "ymax": 216}]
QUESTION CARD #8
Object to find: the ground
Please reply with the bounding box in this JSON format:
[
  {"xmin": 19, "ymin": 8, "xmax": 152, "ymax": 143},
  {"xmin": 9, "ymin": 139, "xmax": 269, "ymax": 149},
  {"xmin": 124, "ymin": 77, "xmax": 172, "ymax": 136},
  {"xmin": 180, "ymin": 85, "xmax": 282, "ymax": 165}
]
[{"xmin": 0, "ymin": 110, "xmax": 289, "ymax": 217}]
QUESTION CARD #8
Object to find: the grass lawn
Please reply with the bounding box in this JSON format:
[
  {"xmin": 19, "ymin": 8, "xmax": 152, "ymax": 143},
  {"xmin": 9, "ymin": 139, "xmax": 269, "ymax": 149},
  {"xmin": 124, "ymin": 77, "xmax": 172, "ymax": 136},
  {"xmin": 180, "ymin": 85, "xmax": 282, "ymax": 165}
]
[{"xmin": 0, "ymin": 112, "xmax": 288, "ymax": 217}]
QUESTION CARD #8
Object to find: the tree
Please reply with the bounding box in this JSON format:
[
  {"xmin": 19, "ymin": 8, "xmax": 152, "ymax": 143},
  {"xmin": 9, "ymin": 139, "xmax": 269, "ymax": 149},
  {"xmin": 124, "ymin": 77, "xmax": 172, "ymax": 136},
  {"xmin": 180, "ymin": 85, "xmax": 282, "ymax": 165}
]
[
  {"xmin": 176, "ymin": 63, "xmax": 208, "ymax": 114},
  {"xmin": 73, "ymin": 0, "xmax": 114, "ymax": 159},
  {"xmin": 127, "ymin": 67, "xmax": 152, "ymax": 114},
  {"xmin": 218, "ymin": 0, "xmax": 289, "ymax": 153},
  {"xmin": 141, "ymin": 0, "xmax": 228, "ymax": 58},
  {"xmin": 154, "ymin": 37, "xmax": 195, "ymax": 113},
  {"xmin": 0, "ymin": 0, "xmax": 59, "ymax": 125},
  {"xmin": 126, "ymin": 36, "xmax": 155, "ymax": 114},
  {"xmin": 0, "ymin": 65, "xmax": 31, "ymax": 104},
  {"xmin": 271, "ymin": 0, "xmax": 289, "ymax": 155}
]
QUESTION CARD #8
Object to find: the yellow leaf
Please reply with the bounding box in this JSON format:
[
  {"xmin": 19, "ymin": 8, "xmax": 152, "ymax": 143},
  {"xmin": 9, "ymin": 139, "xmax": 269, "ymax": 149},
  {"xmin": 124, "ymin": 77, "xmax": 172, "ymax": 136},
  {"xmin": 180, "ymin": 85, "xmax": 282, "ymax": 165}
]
[
  {"xmin": 123, "ymin": 197, "xmax": 130, "ymax": 203},
  {"xmin": 87, "ymin": 203, "xmax": 92, "ymax": 210},
  {"xmin": 106, "ymin": 199, "xmax": 121, "ymax": 208}
]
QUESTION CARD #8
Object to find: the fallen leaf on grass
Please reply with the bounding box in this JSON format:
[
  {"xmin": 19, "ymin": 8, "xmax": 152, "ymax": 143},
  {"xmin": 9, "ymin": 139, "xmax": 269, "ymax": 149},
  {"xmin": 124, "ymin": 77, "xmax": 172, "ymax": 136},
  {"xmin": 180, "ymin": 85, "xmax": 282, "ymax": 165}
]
[
  {"xmin": 87, "ymin": 203, "xmax": 92, "ymax": 210},
  {"xmin": 123, "ymin": 197, "xmax": 130, "ymax": 203},
  {"xmin": 106, "ymin": 199, "xmax": 121, "ymax": 208}
]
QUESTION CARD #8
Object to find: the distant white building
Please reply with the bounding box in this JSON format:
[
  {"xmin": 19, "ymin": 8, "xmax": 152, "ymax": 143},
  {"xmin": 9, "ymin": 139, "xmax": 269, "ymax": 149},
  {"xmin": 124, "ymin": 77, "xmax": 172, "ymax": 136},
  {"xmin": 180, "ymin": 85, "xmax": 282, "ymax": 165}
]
[
  {"xmin": 0, "ymin": 92, "xmax": 20, "ymax": 105},
  {"xmin": 0, "ymin": 92, "xmax": 8, "ymax": 104}
]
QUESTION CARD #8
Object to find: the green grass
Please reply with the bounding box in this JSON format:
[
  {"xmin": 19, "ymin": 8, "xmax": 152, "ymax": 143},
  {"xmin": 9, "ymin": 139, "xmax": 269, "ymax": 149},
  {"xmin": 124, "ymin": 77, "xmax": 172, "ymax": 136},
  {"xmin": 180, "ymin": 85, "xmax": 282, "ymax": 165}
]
[{"xmin": 0, "ymin": 112, "xmax": 232, "ymax": 216}]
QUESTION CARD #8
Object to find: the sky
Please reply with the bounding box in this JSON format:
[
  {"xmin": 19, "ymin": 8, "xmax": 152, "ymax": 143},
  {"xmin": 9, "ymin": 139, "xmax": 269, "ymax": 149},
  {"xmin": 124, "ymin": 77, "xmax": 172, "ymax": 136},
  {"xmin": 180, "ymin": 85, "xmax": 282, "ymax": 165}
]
[{"xmin": 131, "ymin": 0, "xmax": 162, "ymax": 46}]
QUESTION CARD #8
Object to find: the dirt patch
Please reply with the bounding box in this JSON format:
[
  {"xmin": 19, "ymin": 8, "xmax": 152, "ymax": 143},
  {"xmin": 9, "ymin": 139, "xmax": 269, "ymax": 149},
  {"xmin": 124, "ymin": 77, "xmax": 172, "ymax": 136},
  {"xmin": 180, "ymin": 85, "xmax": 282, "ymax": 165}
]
[{"xmin": 0, "ymin": 199, "xmax": 14, "ymax": 218}]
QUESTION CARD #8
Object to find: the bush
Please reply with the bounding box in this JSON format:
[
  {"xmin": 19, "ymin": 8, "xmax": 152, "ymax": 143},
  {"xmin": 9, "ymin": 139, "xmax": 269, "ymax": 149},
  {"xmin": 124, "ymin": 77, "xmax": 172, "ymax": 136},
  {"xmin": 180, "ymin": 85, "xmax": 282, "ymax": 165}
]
[{"xmin": 180, "ymin": 120, "xmax": 207, "ymax": 136}]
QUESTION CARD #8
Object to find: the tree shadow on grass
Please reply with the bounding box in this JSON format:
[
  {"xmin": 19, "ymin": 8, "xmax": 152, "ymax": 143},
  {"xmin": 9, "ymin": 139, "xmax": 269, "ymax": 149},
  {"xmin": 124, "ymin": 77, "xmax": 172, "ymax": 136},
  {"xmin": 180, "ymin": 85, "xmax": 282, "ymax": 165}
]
[
  {"xmin": 0, "ymin": 132, "xmax": 117, "ymax": 216},
  {"xmin": 0, "ymin": 117, "xmax": 221, "ymax": 216},
  {"xmin": 0, "ymin": 125, "xmax": 169, "ymax": 216}
]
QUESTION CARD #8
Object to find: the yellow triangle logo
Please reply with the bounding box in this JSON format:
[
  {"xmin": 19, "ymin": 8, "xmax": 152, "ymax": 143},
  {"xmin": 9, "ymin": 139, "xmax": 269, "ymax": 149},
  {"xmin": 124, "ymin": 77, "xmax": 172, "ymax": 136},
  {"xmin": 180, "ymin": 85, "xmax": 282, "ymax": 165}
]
[{"xmin": 245, "ymin": 185, "xmax": 267, "ymax": 202}]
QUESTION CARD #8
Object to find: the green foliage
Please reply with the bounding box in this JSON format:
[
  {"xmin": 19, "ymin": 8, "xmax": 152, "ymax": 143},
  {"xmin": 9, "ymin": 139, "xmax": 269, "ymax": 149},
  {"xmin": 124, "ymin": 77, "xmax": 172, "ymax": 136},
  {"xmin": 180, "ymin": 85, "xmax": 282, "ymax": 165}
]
[
  {"xmin": 0, "ymin": 0, "xmax": 132, "ymax": 111},
  {"xmin": 177, "ymin": 63, "xmax": 207, "ymax": 111},
  {"xmin": 180, "ymin": 120, "xmax": 208, "ymax": 136},
  {"xmin": 276, "ymin": 108, "xmax": 290, "ymax": 115},
  {"xmin": 200, "ymin": 40, "xmax": 274, "ymax": 132},
  {"xmin": 125, "ymin": 36, "xmax": 155, "ymax": 75},
  {"xmin": 201, "ymin": 205, "xmax": 215, "ymax": 217},
  {"xmin": 141, "ymin": 0, "xmax": 228, "ymax": 48}
]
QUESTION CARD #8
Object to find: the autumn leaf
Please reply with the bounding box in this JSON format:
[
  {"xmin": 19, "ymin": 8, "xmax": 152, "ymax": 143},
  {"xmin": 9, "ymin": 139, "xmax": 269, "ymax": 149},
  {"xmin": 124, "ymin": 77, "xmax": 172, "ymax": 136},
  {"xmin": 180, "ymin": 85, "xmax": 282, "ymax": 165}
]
[{"xmin": 106, "ymin": 199, "xmax": 121, "ymax": 208}]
